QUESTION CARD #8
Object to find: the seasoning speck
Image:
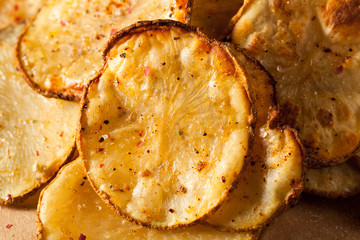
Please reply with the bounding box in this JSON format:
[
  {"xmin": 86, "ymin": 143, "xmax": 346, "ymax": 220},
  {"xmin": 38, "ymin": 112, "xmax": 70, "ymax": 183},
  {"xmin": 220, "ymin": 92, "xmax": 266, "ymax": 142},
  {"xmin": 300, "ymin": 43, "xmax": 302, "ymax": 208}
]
[
  {"xmin": 104, "ymin": 120, "xmax": 109, "ymax": 124},
  {"xmin": 221, "ymin": 176, "xmax": 226, "ymax": 183},
  {"xmin": 144, "ymin": 66, "xmax": 150, "ymax": 76},
  {"xmin": 119, "ymin": 53, "xmax": 126, "ymax": 58},
  {"xmin": 5, "ymin": 224, "xmax": 12, "ymax": 229},
  {"xmin": 169, "ymin": 209, "xmax": 175, "ymax": 213},
  {"xmin": 100, "ymin": 164, "xmax": 104, "ymax": 168},
  {"xmin": 79, "ymin": 234, "xmax": 86, "ymax": 240},
  {"xmin": 80, "ymin": 181, "xmax": 85, "ymax": 186},
  {"xmin": 178, "ymin": 130, "xmax": 183, "ymax": 135}
]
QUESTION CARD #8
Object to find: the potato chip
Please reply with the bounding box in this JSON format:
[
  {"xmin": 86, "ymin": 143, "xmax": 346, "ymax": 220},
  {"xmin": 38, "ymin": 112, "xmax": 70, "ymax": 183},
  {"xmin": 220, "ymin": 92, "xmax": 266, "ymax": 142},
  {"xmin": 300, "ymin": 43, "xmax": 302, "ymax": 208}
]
[
  {"xmin": 230, "ymin": 0, "xmax": 360, "ymax": 168},
  {"xmin": 0, "ymin": 0, "xmax": 44, "ymax": 30},
  {"xmin": 37, "ymin": 159, "xmax": 259, "ymax": 240},
  {"xmin": 305, "ymin": 156, "xmax": 360, "ymax": 198},
  {"xmin": 0, "ymin": 24, "xmax": 79, "ymax": 205},
  {"xmin": 206, "ymin": 47, "xmax": 303, "ymax": 231},
  {"xmin": 17, "ymin": 0, "xmax": 192, "ymax": 101},
  {"xmin": 190, "ymin": 0, "xmax": 244, "ymax": 39},
  {"xmin": 79, "ymin": 20, "xmax": 254, "ymax": 228}
]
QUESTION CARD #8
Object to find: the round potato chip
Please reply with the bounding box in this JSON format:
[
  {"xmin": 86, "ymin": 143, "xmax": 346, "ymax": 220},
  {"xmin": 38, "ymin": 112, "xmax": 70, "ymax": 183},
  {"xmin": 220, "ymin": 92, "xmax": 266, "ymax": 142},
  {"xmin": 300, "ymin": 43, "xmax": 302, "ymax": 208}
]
[
  {"xmin": 190, "ymin": 0, "xmax": 244, "ymax": 39},
  {"xmin": 0, "ymin": 24, "xmax": 80, "ymax": 205},
  {"xmin": 230, "ymin": 0, "xmax": 360, "ymax": 168},
  {"xmin": 79, "ymin": 20, "xmax": 254, "ymax": 228},
  {"xmin": 0, "ymin": 0, "xmax": 45, "ymax": 30},
  {"xmin": 37, "ymin": 159, "xmax": 259, "ymax": 240},
  {"xmin": 206, "ymin": 47, "xmax": 304, "ymax": 231},
  {"xmin": 305, "ymin": 156, "xmax": 360, "ymax": 198},
  {"xmin": 17, "ymin": 0, "xmax": 192, "ymax": 101}
]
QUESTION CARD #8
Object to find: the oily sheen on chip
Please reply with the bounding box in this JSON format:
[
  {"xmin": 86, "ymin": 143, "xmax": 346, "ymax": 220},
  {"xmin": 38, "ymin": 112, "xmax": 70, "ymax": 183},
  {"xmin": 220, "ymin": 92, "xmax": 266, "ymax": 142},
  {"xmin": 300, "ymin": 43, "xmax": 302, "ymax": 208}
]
[
  {"xmin": 206, "ymin": 47, "xmax": 303, "ymax": 231},
  {"xmin": 0, "ymin": 24, "xmax": 79, "ymax": 205},
  {"xmin": 230, "ymin": 0, "xmax": 360, "ymax": 168},
  {"xmin": 37, "ymin": 159, "xmax": 259, "ymax": 240},
  {"xmin": 17, "ymin": 0, "xmax": 192, "ymax": 101},
  {"xmin": 78, "ymin": 20, "xmax": 254, "ymax": 229}
]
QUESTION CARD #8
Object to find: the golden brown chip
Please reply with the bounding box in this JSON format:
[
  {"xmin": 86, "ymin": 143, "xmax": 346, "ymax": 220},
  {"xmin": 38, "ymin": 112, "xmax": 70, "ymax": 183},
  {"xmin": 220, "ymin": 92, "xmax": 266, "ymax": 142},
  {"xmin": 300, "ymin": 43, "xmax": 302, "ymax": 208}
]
[
  {"xmin": 206, "ymin": 47, "xmax": 304, "ymax": 231},
  {"xmin": 79, "ymin": 20, "xmax": 254, "ymax": 229},
  {"xmin": 0, "ymin": 24, "xmax": 80, "ymax": 205},
  {"xmin": 0, "ymin": 0, "xmax": 45, "ymax": 30},
  {"xmin": 230, "ymin": 0, "xmax": 360, "ymax": 168},
  {"xmin": 305, "ymin": 156, "xmax": 360, "ymax": 198},
  {"xmin": 37, "ymin": 159, "xmax": 259, "ymax": 240},
  {"xmin": 17, "ymin": 0, "xmax": 192, "ymax": 101},
  {"xmin": 190, "ymin": 0, "xmax": 244, "ymax": 39}
]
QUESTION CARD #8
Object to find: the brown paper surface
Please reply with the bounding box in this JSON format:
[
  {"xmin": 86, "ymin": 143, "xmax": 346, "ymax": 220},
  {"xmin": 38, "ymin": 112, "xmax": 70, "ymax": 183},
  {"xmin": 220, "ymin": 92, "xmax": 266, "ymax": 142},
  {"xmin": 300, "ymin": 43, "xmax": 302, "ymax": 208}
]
[{"xmin": 0, "ymin": 193, "xmax": 359, "ymax": 240}]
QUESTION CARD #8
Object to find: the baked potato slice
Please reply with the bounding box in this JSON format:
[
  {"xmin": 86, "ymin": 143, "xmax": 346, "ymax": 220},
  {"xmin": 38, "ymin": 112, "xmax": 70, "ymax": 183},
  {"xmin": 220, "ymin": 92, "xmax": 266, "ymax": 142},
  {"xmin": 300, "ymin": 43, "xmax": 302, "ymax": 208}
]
[
  {"xmin": 305, "ymin": 156, "xmax": 360, "ymax": 198},
  {"xmin": 0, "ymin": 24, "xmax": 80, "ymax": 205},
  {"xmin": 206, "ymin": 47, "xmax": 304, "ymax": 231},
  {"xmin": 17, "ymin": 0, "xmax": 192, "ymax": 101},
  {"xmin": 78, "ymin": 20, "xmax": 254, "ymax": 229},
  {"xmin": 190, "ymin": 0, "xmax": 244, "ymax": 39},
  {"xmin": 230, "ymin": 0, "xmax": 360, "ymax": 168},
  {"xmin": 37, "ymin": 159, "xmax": 259, "ymax": 240},
  {"xmin": 0, "ymin": 0, "xmax": 45, "ymax": 30}
]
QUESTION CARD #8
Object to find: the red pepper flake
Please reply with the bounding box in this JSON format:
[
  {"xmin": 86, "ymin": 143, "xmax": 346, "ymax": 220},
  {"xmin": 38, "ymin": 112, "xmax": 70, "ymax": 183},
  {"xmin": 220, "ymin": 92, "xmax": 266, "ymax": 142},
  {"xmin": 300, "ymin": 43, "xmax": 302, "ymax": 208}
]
[
  {"xmin": 36, "ymin": 151, "xmax": 39, "ymax": 156},
  {"xmin": 79, "ymin": 234, "xmax": 86, "ymax": 240},
  {"xmin": 137, "ymin": 141, "xmax": 143, "ymax": 146},
  {"xmin": 14, "ymin": 4, "xmax": 19, "ymax": 11},
  {"xmin": 5, "ymin": 224, "xmax": 12, "ymax": 229},
  {"xmin": 127, "ymin": 8, "xmax": 133, "ymax": 14},
  {"xmin": 100, "ymin": 163, "xmax": 104, "ymax": 168},
  {"xmin": 144, "ymin": 66, "xmax": 150, "ymax": 76},
  {"xmin": 334, "ymin": 65, "xmax": 344, "ymax": 74},
  {"xmin": 110, "ymin": 28, "xmax": 117, "ymax": 36},
  {"xmin": 60, "ymin": 20, "xmax": 68, "ymax": 26},
  {"xmin": 6, "ymin": 194, "xmax": 11, "ymax": 200},
  {"xmin": 59, "ymin": 131, "xmax": 64, "ymax": 137},
  {"xmin": 14, "ymin": 16, "xmax": 21, "ymax": 22}
]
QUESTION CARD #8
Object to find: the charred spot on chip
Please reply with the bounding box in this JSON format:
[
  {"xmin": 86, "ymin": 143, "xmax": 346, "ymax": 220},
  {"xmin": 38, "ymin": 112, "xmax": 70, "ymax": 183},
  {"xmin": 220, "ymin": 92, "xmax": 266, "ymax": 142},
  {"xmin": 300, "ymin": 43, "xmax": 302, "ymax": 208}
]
[
  {"xmin": 196, "ymin": 161, "xmax": 207, "ymax": 172},
  {"xmin": 179, "ymin": 185, "xmax": 187, "ymax": 193},
  {"xmin": 317, "ymin": 109, "xmax": 334, "ymax": 127}
]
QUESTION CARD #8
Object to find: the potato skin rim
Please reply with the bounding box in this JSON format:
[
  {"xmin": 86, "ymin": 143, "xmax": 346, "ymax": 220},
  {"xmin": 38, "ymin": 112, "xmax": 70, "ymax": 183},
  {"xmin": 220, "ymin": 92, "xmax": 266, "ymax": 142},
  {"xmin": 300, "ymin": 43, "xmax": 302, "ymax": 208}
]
[{"xmin": 77, "ymin": 19, "xmax": 256, "ymax": 230}]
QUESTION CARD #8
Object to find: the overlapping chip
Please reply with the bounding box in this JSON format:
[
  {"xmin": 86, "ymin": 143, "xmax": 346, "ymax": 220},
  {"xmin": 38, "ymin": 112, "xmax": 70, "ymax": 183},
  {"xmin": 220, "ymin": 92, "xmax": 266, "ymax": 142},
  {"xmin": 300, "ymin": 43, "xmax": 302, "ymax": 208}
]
[
  {"xmin": 17, "ymin": 0, "xmax": 192, "ymax": 101},
  {"xmin": 37, "ymin": 159, "xmax": 259, "ymax": 240},
  {"xmin": 0, "ymin": 25, "xmax": 80, "ymax": 205},
  {"xmin": 206, "ymin": 47, "xmax": 303, "ymax": 231},
  {"xmin": 305, "ymin": 155, "xmax": 360, "ymax": 198},
  {"xmin": 229, "ymin": 0, "xmax": 360, "ymax": 168},
  {"xmin": 190, "ymin": 0, "xmax": 244, "ymax": 39},
  {"xmin": 78, "ymin": 20, "xmax": 254, "ymax": 229}
]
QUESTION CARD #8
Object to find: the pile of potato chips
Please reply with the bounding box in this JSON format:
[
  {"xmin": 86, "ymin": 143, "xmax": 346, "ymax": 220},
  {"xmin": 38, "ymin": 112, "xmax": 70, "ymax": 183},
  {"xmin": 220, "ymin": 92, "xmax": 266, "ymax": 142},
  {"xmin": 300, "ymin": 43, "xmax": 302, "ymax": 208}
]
[{"xmin": 1, "ymin": 0, "xmax": 359, "ymax": 239}]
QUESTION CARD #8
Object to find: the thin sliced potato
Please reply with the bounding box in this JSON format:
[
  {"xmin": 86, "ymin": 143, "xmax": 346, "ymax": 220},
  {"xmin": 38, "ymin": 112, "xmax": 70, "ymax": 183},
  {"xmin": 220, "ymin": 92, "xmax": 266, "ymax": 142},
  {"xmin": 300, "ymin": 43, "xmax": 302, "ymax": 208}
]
[
  {"xmin": 230, "ymin": 0, "xmax": 360, "ymax": 168},
  {"xmin": 0, "ymin": 0, "xmax": 45, "ymax": 30},
  {"xmin": 37, "ymin": 159, "xmax": 259, "ymax": 240},
  {"xmin": 190, "ymin": 0, "xmax": 244, "ymax": 39},
  {"xmin": 79, "ymin": 20, "xmax": 254, "ymax": 229},
  {"xmin": 0, "ymin": 24, "xmax": 80, "ymax": 205},
  {"xmin": 305, "ymin": 156, "xmax": 360, "ymax": 198},
  {"xmin": 206, "ymin": 47, "xmax": 304, "ymax": 231},
  {"xmin": 16, "ymin": 0, "xmax": 192, "ymax": 102}
]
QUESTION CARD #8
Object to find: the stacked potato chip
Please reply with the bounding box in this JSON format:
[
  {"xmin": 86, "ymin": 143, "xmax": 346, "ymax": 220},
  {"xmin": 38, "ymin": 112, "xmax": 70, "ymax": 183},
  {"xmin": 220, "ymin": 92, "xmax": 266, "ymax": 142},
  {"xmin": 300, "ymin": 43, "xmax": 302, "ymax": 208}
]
[{"xmin": 0, "ymin": 0, "xmax": 358, "ymax": 239}]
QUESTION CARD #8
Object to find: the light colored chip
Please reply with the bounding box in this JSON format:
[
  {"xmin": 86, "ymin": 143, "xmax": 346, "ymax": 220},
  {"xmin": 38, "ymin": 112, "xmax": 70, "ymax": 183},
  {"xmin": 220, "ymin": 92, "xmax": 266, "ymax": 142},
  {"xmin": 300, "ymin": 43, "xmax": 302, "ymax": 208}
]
[
  {"xmin": 230, "ymin": 0, "xmax": 360, "ymax": 168},
  {"xmin": 190, "ymin": 0, "xmax": 244, "ymax": 39},
  {"xmin": 37, "ymin": 159, "xmax": 259, "ymax": 240},
  {"xmin": 206, "ymin": 47, "xmax": 303, "ymax": 231},
  {"xmin": 0, "ymin": 0, "xmax": 45, "ymax": 30},
  {"xmin": 305, "ymin": 155, "xmax": 360, "ymax": 198},
  {"xmin": 16, "ymin": 0, "xmax": 192, "ymax": 101},
  {"xmin": 79, "ymin": 20, "xmax": 254, "ymax": 228},
  {"xmin": 0, "ymin": 24, "xmax": 80, "ymax": 205}
]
